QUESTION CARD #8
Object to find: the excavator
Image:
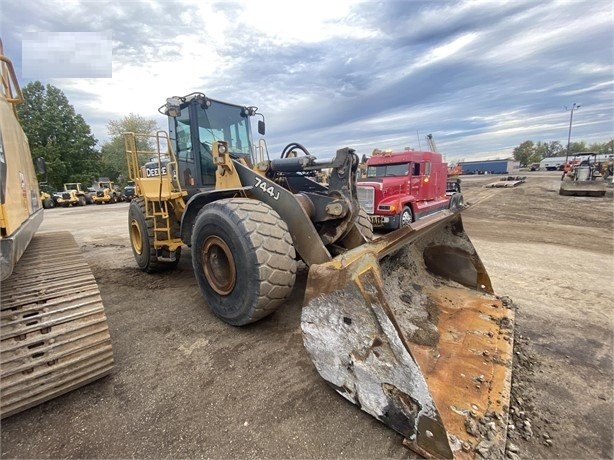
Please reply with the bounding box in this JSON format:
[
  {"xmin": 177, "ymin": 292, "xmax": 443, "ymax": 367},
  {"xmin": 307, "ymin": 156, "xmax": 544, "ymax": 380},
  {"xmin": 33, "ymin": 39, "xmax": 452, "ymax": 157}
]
[
  {"xmin": 125, "ymin": 93, "xmax": 515, "ymax": 458},
  {"xmin": 0, "ymin": 41, "xmax": 114, "ymax": 418}
]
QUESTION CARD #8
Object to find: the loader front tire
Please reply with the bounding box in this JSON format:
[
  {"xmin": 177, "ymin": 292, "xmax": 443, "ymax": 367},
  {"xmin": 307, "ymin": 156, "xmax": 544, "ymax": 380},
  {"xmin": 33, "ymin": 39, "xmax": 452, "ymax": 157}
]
[
  {"xmin": 192, "ymin": 198, "xmax": 297, "ymax": 326},
  {"xmin": 129, "ymin": 198, "xmax": 181, "ymax": 272}
]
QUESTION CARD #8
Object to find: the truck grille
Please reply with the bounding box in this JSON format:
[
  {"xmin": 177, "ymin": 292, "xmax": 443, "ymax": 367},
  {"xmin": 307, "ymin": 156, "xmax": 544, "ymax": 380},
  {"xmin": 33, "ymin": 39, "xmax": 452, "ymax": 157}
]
[{"xmin": 357, "ymin": 186, "xmax": 374, "ymax": 214}]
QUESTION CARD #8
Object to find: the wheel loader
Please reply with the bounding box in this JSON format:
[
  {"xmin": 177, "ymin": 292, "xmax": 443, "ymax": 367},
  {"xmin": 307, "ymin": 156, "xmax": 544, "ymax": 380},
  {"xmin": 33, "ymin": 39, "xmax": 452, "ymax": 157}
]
[
  {"xmin": 125, "ymin": 92, "xmax": 515, "ymax": 459},
  {"xmin": 39, "ymin": 189, "xmax": 55, "ymax": 209},
  {"xmin": 56, "ymin": 182, "xmax": 91, "ymax": 206},
  {"xmin": 91, "ymin": 179, "xmax": 121, "ymax": 204},
  {"xmin": 0, "ymin": 41, "xmax": 114, "ymax": 419}
]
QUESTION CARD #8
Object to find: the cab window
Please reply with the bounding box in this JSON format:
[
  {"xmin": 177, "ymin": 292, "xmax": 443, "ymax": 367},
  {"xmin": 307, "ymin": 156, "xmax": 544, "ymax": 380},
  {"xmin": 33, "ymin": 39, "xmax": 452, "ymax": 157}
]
[{"xmin": 175, "ymin": 112, "xmax": 193, "ymax": 163}]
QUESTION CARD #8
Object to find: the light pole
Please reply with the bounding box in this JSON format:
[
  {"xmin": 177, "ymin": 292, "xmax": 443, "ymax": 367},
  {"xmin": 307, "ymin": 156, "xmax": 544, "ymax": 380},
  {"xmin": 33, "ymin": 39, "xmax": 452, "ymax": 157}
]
[{"xmin": 564, "ymin": 103, "xmax": 581, "ymax": 165}]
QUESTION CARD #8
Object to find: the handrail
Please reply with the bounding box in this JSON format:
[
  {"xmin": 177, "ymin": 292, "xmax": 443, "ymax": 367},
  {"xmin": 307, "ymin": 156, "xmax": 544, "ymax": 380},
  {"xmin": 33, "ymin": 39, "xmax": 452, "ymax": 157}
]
[{"xmin": 0, "ymin": 39, "xmax": 24, "ymax": 107}]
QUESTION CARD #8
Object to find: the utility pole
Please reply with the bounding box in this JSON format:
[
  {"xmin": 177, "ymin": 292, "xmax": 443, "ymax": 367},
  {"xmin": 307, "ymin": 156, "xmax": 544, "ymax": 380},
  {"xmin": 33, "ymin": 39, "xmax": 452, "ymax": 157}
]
[{"xmin": 564, "ymin": 103, "xmax": 581, "ymax": 165}]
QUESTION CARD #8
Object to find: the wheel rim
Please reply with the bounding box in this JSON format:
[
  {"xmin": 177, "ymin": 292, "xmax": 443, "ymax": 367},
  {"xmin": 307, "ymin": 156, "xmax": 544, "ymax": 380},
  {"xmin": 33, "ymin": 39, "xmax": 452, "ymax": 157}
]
[
  {"xmin": 401, "ymin": 209, "xmax": 412, "ymax": 226},
  {"xmin": 202, "ymin": 236, "xmax": 236, "ymax": 295},
  {"xmin": 130, "ymin": 218, "xmax": 143, "ymax": 255}
]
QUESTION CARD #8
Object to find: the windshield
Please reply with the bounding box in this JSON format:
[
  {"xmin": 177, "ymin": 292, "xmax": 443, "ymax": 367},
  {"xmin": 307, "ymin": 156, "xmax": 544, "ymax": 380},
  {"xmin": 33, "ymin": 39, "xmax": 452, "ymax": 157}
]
[
  {"xmin": 195, "ymin": 100, "xmax": 252, "ymax": 158},
  {"xmin": 367, "ymin": 163, "xmax": 409, "ymax": 178}
]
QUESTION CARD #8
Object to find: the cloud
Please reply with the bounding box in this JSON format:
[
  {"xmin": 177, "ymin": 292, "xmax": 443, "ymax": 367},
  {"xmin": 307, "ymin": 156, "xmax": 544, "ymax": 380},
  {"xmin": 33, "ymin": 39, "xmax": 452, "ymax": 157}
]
[{"xmin": 1, "ymin": 0, "xmax": 612, "ymax": 160}]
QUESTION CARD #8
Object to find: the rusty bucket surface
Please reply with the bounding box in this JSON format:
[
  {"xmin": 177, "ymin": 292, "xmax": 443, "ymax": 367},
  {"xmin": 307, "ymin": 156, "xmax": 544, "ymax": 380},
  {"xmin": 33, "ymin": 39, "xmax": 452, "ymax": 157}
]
[{"xmin": 302, "ymin": 211, "xmax": 514, "ymax": 459}]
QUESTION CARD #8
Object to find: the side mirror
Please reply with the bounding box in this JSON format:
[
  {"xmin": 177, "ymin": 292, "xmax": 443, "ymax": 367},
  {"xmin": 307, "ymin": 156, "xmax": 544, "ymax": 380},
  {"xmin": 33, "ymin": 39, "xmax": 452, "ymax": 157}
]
[
  {"xmin": 258, "ymin": 120, "xmax": 265, "ymax": 135},
  {"xmin": 36, "ymin": 157, "xmax": 46, "ymax": 174}
]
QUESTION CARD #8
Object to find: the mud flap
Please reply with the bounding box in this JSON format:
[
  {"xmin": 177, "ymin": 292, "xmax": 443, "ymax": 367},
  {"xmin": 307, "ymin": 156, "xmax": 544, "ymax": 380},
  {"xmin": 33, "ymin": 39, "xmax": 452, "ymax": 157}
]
[{"xmin": 302, "ymin": 211, "xmax": 514, "ymax": 459}]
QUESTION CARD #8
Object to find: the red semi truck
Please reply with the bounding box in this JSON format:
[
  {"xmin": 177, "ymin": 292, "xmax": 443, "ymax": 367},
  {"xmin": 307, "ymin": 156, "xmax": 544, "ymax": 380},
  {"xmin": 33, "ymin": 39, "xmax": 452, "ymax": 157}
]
[{"xmin": 357, "ymin": 149, "xmax": 462, "ymax": 230}]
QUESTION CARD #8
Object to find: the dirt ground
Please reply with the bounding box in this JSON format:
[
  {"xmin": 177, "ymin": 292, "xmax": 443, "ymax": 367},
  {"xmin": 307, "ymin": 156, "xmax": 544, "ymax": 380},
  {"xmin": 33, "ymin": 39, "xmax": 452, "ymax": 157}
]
[{"xmin": 1, "ymin": 172, "xmax": 612, "ymax": 459}]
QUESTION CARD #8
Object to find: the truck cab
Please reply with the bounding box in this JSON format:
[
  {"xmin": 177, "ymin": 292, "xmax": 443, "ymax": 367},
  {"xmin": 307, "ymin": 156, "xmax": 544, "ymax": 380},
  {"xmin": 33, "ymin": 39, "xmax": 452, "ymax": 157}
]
[{"xmin": 356, "ymin": 149, "xmax": 452, "ymax": 230}]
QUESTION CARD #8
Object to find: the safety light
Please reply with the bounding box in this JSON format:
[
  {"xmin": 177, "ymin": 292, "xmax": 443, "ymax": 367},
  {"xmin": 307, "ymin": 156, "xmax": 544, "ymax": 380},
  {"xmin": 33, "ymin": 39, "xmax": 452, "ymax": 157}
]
[{"xmin": 218, "ymin": 143, "xmax": 227, "ymax": 155}]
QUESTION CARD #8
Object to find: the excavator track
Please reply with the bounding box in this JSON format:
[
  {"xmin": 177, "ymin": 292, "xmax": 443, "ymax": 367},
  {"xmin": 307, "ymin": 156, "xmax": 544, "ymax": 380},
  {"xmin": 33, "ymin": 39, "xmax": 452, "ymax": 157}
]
[{"xmin": 1, "ymin": 231, "xmax": 114, "ymax": 418}]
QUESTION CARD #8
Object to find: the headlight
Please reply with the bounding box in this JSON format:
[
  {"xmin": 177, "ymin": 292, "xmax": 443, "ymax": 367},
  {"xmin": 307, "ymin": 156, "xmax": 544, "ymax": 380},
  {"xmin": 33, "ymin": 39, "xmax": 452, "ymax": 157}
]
[{"xmin": 218, "ymin": 144, "xmax": 227, "ymax": 154}]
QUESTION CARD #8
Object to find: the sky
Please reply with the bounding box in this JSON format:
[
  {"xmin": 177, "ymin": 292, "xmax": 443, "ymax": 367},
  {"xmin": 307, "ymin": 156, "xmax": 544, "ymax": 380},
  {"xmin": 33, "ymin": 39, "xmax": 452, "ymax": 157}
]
[{"xmin": 1, "ymin": 0, "xmax": 613, "ymax": 163}]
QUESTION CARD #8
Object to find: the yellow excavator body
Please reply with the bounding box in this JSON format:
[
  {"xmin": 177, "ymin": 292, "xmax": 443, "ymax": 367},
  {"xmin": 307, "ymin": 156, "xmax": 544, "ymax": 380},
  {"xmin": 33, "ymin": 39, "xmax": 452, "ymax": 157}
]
[{"xmin": 0, "ymin": 39, "xmax": 114, "ymax": 419}]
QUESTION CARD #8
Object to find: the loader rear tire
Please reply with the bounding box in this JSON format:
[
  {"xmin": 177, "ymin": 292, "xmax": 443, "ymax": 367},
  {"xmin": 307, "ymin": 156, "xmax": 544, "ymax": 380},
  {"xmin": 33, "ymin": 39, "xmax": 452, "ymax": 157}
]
[
  {"xmin": 78, "ymin": 196, "xmax": 86, "ymax": 206},
  {"xmin": 192, "ymin": 198, "xmax": 297, "ymax": 326},
  {"xmin": 129, "ymin": 198, "xmax": 181, "ymax": 272}
]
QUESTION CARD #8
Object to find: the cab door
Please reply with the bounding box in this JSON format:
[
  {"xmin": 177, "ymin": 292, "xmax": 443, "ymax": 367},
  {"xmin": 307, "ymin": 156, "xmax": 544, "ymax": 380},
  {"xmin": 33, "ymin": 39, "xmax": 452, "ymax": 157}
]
[
  {"xmin": 409, "ymin": 161, "xmax": 421, "ymax": 197},
  {"xmin": 421, "ymin": 160, "xmax": 434, "ymax": 200}
]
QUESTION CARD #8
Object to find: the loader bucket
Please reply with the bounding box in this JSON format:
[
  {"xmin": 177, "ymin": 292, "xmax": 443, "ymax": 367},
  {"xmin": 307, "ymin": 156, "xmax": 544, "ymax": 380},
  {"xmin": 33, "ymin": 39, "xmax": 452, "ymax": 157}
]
[{"xmin": 302, "ymin": 211, "xmax": 514, "ymax": 459}]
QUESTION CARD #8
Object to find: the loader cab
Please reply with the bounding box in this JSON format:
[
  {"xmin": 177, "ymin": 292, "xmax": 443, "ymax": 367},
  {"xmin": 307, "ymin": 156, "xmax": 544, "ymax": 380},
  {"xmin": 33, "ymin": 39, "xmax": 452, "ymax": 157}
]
[{"xmin": 166, "ymin": 94, "xmax": 257, "ymax": 192}]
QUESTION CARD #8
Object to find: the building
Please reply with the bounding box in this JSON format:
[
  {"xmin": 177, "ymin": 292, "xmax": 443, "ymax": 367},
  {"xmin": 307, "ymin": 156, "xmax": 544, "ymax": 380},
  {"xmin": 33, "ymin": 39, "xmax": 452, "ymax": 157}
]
[
  {"xmin": 458, "ymin": 159, "xmax": 519, "ymax": 175},
  {"xmin": 539, "ymin": 153, "xmax": 613, "ymax": 171}
]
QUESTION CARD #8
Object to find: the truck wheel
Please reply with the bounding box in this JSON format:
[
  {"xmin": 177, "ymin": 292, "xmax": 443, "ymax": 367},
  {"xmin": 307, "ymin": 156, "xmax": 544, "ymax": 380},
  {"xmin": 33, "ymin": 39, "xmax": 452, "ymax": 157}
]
[
  {"xmin": 78, "ymin": 196, "xmax": 86, "ymax": 206},
  {"xmin": 449, "ymin": 193, "xmax": 464, "ymax": 211},
  {"xmin": 129, "ymin": 198, "xmax": 181, "ymax": 272},
  {"xmin": 400, "ymin": 206, "xmax": 413, "ymax": 228},
  {"xmin": 191, "ymin": 198, "xmax": 297, "ymax": 326},
  {"xmin": 356, "ymin": 207, "xmax": 374, "ymax": 241}
]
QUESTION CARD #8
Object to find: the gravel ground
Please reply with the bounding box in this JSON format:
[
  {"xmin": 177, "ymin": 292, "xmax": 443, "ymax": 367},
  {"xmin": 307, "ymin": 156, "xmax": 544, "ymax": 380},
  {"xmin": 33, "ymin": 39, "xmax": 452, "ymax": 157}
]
[{"xmin": 1, "ymin": 171, "xmax": 612, "ymax": 459}]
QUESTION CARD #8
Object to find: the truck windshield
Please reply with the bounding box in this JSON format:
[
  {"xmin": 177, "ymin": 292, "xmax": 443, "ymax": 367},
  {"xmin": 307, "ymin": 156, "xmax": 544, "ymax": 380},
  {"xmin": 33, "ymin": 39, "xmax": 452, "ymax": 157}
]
[
  {"xmin": 367, "ymin": 163, "xmax": 409, "ymax": 178},
  {"xmin": 196, "ymin": 100, "xmax": 252, "ymax": 159}
]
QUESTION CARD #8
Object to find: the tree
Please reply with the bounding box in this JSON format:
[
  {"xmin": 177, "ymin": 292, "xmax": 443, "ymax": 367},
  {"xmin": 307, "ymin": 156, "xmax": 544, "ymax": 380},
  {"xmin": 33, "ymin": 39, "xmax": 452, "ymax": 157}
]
[
  {"xmin": 567, "ymin": 141, "xmax": 588, "ymax": 155},
  {"xmin": 545, "ymin": 141, "xmax": 564, "ymax": 158},
  {"xmin": 592, "ymin": 139, "xmax": 613, "ymax": 155},
  {"xmin": 513, "ymin": 140, "xmax": 535, "ymax": 166},
  {"xmin": 16, "ymin": 81, "xmax": 100, "ymax": 189},
  {"xmin": 100, "ymin": 114, "xmax": 158, "ymax": 185},
  {"xmin": 512, "ymin": 139, "xmax": 611, "ymax": 166}
]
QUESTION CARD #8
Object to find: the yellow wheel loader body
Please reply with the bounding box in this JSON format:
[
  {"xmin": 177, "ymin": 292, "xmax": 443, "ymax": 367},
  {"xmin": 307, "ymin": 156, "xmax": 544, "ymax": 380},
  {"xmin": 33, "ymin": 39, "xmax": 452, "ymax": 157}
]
[
  {"xmin": 125, "ymin": 93, "xmax": 515, "ymax": 459},
  {"xmin": 56, "ymin": 183, "xmax": 89, "ymax": 207}
]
